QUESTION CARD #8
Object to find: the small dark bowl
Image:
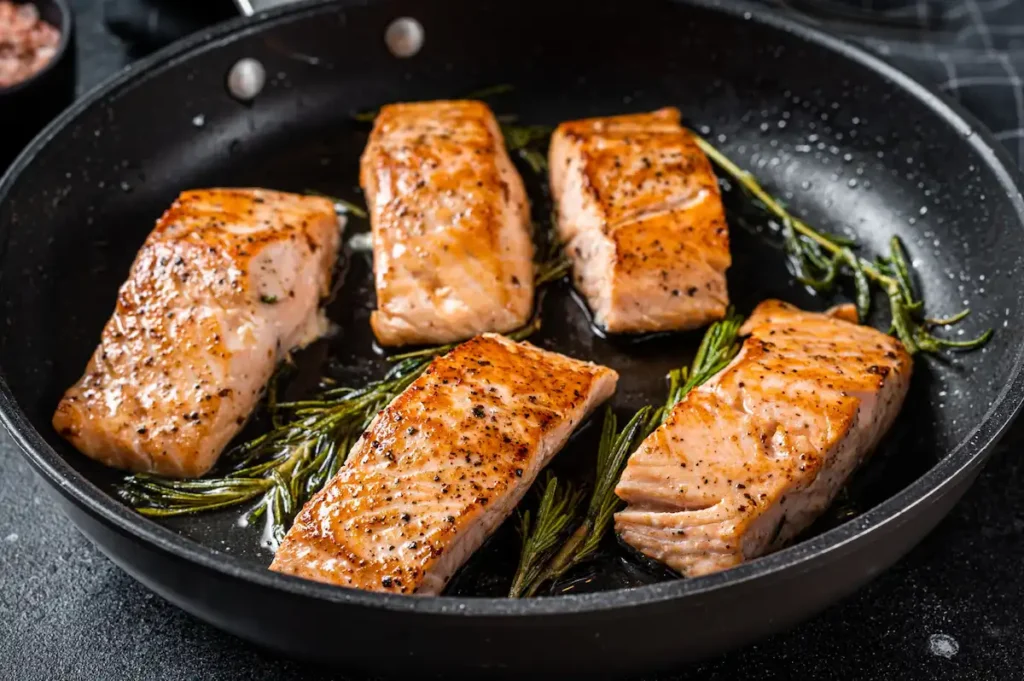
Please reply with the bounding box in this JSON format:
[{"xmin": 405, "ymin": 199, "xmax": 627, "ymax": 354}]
[{"xmin": 0, "ymin": 0, "xmax": 75, "ymax": 169}]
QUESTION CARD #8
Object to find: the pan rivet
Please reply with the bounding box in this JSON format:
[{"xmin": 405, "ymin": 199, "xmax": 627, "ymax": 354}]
[
  {"xmin": 227, "ymin": 58, "xmax": 267, "ymax": 102},
  {"xmin": 385, "ymin": 18, "xmax": 424, "ymax": 58}
]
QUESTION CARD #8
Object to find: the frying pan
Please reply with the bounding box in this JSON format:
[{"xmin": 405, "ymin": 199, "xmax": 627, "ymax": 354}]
[{"xmin": 2, "ymin": 0, "xmax": 1024, "ymax": 678}]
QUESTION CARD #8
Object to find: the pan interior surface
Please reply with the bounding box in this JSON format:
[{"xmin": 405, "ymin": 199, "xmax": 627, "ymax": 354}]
[{"xmin": 1, "ymin": 0, "xmax": 1022, "ymax": 609}]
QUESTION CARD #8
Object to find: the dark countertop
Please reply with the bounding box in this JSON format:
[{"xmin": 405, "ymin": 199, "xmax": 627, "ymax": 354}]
[{"xmin": 1, "ymin": 2, "xmax": 1023, "ymax": 680}]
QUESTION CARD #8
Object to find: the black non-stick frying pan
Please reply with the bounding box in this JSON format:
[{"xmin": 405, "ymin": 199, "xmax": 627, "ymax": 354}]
[{"xmin": 2, "ymin": 0, "xmax": 1024, "ymax": 678}]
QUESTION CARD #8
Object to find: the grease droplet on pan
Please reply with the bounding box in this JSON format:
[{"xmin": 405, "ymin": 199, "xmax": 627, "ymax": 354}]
[{"xmin": 928, "ymin": 633, "xmax": 959, "ymax": 659}]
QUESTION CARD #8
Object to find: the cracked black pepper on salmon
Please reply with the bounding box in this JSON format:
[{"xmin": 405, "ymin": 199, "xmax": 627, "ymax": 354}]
[
  {"xmin": 360, "ymin": 100, "xmax": 534, "ymax": 346},
  {"xmin": 614, "ymin": 300, "xmax": 912, "ymax": 576},
  {"xmin": 270, "ymin": 333, "xmax": 618, "ymax": 595},
  {"xmin": 549, "ymin": 107, "xmax": 731, "ymax": 333},
  {"xmin": 52, "ymin": 189, "xmax": 342, "ymax": 477}
]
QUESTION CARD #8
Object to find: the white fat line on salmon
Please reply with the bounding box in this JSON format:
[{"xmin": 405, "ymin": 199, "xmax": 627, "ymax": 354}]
[{"xmin": 604, "ymin": 188, "xmax": 710, "ymax": 233}]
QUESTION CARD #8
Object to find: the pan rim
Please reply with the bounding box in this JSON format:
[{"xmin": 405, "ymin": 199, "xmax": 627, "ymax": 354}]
[{"xmin": 2, "ymin": 0, "xmax": 1024, "ymax": 618}]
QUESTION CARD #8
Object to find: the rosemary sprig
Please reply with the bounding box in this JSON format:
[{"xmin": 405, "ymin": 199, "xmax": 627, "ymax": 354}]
[
  {"xmin": 691, "ymin": 134, "xmax": 992, "ymax": 354},
  {"xmin": 509, "ymin": 310, "xmax": 745, "ymax": 598},
  {"xmin": 535, "ymin": 253, "xmax": 571, "ymax": 288},
  {"xmin": 508, "ymin": 407, "xmax": 652, "ymax": 599},
  {"xmin": 508, "ymin": 472, "xmax": 585, "ymax": 599}
]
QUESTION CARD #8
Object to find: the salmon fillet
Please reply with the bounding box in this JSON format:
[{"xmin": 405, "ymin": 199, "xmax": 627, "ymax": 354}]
[
  {"xmin": 271, "ymin": 334, "xmax": 618, "ymax": 595},
  {"xmin": 549, "ymin": 108, "xmax": 731, "ymax": 334},
  {"xmin": 615, "ymin": 300, "xmax": 911, "ymax": 577},
  {"xmin": 53, "ymin": 189, "xmax": 342, "ymax": 478},
  {"xmin": 360, "ymin": 100, "xmax": 534, "ymax": 347}
]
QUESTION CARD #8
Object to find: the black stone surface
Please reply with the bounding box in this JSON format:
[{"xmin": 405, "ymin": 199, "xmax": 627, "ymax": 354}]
[{"xmin": 1, "ymin": 2, "xmax": 1023, "ymax": 680}]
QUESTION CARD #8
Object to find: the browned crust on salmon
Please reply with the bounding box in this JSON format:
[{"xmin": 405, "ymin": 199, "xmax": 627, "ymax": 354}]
[
  {"xmin": 271, "ymin": 334, "xmax": 618, "ymax": 595},
  {"xmin": 549, "ymin": 108, "xmax": 731, "ymax": 333},
  {"xmin": 615, "ymin": 300, "xmax": 911, "ymax": 576},
  {"xmin": 360, "ymin": 101, "xmax": 534, "ymax": 347},
  {"xmin": 52, "ymin": 189, "xmax": 340, "ymax": 478}
]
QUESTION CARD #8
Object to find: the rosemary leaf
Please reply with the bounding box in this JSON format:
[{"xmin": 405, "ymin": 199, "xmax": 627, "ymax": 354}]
[
  {"xmin": 797, "ymin": 253, "xmax": 840, "ymax": 292},
  {"xmin": 135, "ymin": 496, "xmax": 266, "ymax": 517},
  {"xmin": 535, "ymin": 258, "xmax": 571, "ymax": 287},
  {"xmin": 917, "ymin": 326, "xmax": 994, "ymax": 352},
  {"xmin": 888, "ymin": 289, "xmax": 920, "ymax": 355},
  {"xmin": 840, "ymin": 247, "xmax": 871, "ymax": 321},
  {"xmin": 501, "ymin": 123, "xmax": 555, "ymax": 152},
  {"xmin": 517, "ymin": 148, "xmax": 548, "ymax": 174},
  {"xmin": 464, "ymin": 83, "xmax": 515, "ymax": 100},
  {"xmin": 305, "ymin": 189, "xmax": 368, "ymax": 219},
  {"xmin": 888, "ymin": 237, "xmax": 916, "ymax": 305},
  {"xmin": 925, "ymin": 309, "xmax": 972, "ymax": 326},
  {"xmin": 799, "ymin": 235, "xmax": 831, "ymax": 273}
]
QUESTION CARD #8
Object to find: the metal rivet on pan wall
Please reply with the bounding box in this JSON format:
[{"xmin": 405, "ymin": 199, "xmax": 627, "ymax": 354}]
[
  {"xmin": 385, "ymin": 17, "xmax": 424, "ymax": 58},
  {"xmin": 227, "ymin": 58, "xmax": 267, "ymax": 102}
]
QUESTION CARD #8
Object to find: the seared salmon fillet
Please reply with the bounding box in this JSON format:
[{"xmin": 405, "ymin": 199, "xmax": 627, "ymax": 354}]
[
  {"xmin": 271, "ymin": 334, "xmax": 617, "ymax": 595},
  {"xmin": 615, "ymin": 300, "xmax": 911, "ymax": 576},
  {"xmin": 360, "ymin": 101, "xmax": 534, "ymax": 347},
  {"xmin": 53, "ymin": 189, "xmax": 341, "ymax": 478},
  {"xmin": 549, "ymin": 108, "xmax": 731, "ymax": 333}
]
